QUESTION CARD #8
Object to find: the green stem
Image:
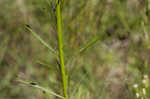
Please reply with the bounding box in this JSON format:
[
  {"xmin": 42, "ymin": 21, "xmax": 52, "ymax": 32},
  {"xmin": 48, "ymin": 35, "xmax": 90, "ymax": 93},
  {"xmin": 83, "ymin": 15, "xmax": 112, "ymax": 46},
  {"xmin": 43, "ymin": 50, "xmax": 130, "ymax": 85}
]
[{"xmin": 55, "ymin": 0, "xmax": 69, "ymax": 99}]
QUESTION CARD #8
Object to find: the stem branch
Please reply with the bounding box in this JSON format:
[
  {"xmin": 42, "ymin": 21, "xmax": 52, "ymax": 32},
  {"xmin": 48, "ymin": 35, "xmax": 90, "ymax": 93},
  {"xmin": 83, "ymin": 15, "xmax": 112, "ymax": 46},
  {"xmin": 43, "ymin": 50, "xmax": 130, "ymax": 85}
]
[{"xmin": 55, "ymin": 0, "xmax": 69, "ymax": 99}]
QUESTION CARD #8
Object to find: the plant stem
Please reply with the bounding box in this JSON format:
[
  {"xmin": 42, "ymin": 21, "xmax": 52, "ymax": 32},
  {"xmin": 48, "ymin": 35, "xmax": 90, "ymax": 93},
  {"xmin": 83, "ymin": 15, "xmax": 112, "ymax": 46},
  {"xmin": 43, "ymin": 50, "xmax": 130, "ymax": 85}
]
[{"xmin": 55, "ymin": 0, "xmax": 69, "ymax": 99}]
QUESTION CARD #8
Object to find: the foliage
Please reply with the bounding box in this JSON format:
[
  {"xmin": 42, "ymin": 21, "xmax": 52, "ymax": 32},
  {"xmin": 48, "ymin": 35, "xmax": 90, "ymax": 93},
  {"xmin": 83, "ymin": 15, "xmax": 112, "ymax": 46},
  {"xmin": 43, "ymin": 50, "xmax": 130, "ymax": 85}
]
[{"xmin": 0, "ymin": 0, "xmax": 150, "ymax": 99}]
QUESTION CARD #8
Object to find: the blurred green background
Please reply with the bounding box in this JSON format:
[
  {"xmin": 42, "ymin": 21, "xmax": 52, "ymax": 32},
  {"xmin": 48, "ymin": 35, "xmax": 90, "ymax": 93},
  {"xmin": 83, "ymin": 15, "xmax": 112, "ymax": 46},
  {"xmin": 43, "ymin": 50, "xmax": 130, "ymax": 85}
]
[{"xmin": 0, "ymin": 0, "xmax": 150, "ymax": 99}]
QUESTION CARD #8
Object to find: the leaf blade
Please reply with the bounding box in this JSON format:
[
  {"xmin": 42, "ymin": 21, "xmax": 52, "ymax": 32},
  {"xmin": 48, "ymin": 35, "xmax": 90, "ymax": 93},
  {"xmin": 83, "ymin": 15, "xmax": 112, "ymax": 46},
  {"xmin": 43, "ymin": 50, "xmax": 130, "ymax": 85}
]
[
  {"xmin": 17, "ymin": 79, "xmax": 65, "ymax": 99},
  {"xmin": 26, "ymin": 26, "xmax": 57, "ymax": 56}
]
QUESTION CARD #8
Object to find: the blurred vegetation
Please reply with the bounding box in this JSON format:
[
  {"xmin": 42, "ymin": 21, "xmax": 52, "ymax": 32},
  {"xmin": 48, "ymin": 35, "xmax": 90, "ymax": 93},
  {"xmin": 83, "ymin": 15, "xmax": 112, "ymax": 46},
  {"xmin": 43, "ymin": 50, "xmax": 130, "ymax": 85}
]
[{"xmin": 0, "ymin": 0, "xmax": 150, "ymax": 99}]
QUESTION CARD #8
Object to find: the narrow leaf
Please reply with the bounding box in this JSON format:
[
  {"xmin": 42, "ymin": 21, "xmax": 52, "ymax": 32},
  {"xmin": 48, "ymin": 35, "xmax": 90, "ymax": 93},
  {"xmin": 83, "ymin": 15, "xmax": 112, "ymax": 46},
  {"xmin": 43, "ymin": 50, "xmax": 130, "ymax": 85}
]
[
  {"xmin": 26, "ymin": 25, "xmax": 57, "ymax": 56},
  {"xmin": 17, "ymin": 79, "xmax": 65, "ymax": 99},
  {"xmin": 79, "ymin": 33, "xmax": 104, "ymax": 53}
]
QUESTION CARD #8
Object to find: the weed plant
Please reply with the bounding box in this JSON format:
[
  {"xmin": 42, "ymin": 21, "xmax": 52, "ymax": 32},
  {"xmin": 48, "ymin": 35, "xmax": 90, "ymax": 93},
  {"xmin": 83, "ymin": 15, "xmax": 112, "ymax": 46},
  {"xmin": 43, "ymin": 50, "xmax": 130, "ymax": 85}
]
[{"xmin": 0, "ymin": 0, "xmax": 150, "ymax": 99}]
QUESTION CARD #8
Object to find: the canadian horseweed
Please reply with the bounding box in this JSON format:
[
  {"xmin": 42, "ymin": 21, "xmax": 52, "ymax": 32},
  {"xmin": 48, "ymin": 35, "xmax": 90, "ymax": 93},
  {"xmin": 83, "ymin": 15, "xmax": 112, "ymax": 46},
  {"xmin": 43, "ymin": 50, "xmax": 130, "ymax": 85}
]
[{"xmin": 13, "ymin": 0, "xmax": 150, "ymax": 99}]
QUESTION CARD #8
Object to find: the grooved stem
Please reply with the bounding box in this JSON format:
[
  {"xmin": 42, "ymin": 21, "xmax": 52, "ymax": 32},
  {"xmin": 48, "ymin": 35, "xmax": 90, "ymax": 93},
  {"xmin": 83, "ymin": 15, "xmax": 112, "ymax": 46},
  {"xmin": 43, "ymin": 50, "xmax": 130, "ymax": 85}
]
[{"xmin": 55, "ymin": 0, "xmax": 69, "ymax": 99}]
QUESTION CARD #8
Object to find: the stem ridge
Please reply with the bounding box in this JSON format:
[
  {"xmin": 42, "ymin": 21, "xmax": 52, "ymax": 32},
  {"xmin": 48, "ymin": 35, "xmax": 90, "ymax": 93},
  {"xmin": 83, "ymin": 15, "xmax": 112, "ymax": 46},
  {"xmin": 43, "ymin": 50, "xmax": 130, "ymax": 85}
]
[{"xmin": 55, "ymin": 0, "xmax": 69, "ymax": 99}]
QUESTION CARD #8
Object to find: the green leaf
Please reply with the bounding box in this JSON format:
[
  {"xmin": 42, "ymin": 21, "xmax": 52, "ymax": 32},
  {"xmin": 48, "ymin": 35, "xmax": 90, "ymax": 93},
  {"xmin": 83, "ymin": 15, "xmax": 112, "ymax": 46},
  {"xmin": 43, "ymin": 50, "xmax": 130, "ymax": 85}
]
[
  {"xmin": 17, "ymin": 79, "xmax": 65, "ymax": 99},
  {"xmin": 79, "ymin": 33, "xmax": 104, "ymax": 53},
  {"xmin": 26, "ymin": 25, "xmax": 57, "ymax": 56}
]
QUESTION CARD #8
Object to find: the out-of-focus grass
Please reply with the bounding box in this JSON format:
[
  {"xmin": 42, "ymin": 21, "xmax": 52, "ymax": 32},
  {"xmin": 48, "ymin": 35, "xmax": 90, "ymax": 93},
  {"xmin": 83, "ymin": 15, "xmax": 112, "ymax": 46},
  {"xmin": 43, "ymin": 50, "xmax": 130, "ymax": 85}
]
[{"xmin": 0, "ymin": 0, "xmax": 150, "ymax": 99}]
